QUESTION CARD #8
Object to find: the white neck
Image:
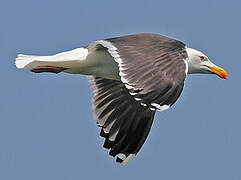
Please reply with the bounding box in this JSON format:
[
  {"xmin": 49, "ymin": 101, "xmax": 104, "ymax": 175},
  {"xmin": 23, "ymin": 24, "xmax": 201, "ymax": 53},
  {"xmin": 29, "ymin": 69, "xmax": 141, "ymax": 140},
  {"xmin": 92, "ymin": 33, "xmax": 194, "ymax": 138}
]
[{"xmin": 186, "ymin": 47, "xmax": 206, "ymax": 74}]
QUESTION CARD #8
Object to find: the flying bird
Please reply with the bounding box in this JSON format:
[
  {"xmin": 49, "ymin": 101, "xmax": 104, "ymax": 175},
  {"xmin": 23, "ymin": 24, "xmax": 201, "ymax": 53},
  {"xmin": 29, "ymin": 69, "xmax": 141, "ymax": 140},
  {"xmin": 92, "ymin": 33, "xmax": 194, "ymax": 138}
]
[{"xmin": 15, "ymin": 33, "xmax": 228, "ymax": 165}]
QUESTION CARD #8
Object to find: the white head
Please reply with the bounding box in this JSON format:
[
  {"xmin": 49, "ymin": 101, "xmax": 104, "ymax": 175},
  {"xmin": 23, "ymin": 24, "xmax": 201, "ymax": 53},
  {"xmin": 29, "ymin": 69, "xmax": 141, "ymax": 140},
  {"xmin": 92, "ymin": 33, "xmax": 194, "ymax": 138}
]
[{"xmin": 186, "ymin": 48, "xmax": 228, "ymax": 79}]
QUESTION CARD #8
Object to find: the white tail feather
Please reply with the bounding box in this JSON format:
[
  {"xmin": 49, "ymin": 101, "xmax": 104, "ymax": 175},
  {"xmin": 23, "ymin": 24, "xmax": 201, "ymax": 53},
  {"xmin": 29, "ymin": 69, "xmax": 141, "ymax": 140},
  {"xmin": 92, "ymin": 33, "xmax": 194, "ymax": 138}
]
[{"xmin": 15, "ymin": 48, "xmax": 88, "ymax": 69}]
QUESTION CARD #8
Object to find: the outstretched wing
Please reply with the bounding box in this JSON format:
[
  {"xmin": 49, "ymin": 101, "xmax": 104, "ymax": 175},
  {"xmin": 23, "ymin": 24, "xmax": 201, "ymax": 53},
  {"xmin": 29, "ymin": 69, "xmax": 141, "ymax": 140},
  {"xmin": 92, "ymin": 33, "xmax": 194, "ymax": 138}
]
[
  {"xmin": 88, "ymin": 76, "xmax": 155, "ymax": 164},
  {"xmin": 92, "ymin": 33, "xmax": 187, "ymax": 111},
  {"xmin": 88, "ymin": 34, "xmax": 188, "ymax": 164}
]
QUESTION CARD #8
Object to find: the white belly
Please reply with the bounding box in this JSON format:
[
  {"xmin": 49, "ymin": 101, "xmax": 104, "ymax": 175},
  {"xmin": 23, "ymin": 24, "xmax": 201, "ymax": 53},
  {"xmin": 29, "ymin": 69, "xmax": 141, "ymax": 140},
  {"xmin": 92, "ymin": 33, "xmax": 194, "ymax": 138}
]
[{"xmin": 64, "ymin": 49, "xmax": 120, "ymax": 80}]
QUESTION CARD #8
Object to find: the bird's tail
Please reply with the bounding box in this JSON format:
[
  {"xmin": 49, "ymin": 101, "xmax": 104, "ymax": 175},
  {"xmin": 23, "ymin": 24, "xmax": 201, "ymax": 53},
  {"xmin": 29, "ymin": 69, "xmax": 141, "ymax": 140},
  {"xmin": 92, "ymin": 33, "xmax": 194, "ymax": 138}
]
[{"xmin": 15, "ymin": 47, "xmax": 89, "ymax": 73}]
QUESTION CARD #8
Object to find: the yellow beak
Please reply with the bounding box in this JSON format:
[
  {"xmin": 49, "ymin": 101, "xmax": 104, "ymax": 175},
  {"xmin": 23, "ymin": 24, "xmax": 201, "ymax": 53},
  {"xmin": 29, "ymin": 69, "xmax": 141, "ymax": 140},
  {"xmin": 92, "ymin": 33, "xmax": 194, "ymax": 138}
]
[{"xmin": 207, "ymin": 65, "xmax": 228, "ymax": 79}]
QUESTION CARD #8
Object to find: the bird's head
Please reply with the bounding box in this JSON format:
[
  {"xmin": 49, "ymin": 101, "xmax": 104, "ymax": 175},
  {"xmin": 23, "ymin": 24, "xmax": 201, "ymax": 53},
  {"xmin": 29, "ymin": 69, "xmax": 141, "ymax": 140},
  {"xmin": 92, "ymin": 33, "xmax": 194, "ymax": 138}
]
[{"xmin": 186, "ymin": 48, "xmax": 228, "ymax": 79}]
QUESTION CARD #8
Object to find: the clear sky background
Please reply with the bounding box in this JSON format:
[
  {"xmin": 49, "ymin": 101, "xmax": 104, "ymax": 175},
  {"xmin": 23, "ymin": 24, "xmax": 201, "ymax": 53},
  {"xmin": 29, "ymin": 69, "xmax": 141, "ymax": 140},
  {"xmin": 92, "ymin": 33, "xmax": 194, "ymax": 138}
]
[{"xmin": 0, "ymin": 0, "xmax": 240, "ymax": 180}]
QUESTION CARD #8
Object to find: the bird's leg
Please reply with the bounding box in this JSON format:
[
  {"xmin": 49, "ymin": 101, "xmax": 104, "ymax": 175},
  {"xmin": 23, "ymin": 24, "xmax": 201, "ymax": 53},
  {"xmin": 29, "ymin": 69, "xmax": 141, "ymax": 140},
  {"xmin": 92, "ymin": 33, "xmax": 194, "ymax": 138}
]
[{"xmin": 30, "ymin": 66, "xmax": 68, "ymax": 74}]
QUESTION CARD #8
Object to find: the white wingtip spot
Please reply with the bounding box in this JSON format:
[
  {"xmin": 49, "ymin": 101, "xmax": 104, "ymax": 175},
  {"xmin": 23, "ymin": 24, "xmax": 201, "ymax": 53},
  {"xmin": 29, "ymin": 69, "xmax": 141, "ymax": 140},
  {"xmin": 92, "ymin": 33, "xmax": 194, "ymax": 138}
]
[
  {"xmin": 118, "ymin": 65, "xmax": 127, "ymax": 71},
  {"xmin": 140, "ymin": 103, "xmax": 147, "ymax": 107},
  {"xmin": 121, "ymin": 76, "xmax": 129, "ymax": 84},
  {"xmin": 125, "ymin": 84, "xmax": 134, "ymax": 89},
  {"xmin": 99, "ymin": 136, "xmax": 105, "ymax": 140},
  {"xmin": 117, "ymin": 153, "xmax": 126, "ymax": 160},
  {"xmin": 103, "ymin": 147, "xmax": 109, "ymax": 151},
  {"xmin": 129, "ymin": 92, "xmax": 137, "ymax": 96},
  {"xmin": 122, "ymin": 154, "xmax": 135, "ymax": 165},
  {"xmin": 134, "ymin": 97, "xmax": 141, "ymax": 101},
  {"xmin": 115, "ymin": 58, "xmax": 122, "ymax": 63},
  {"xmin": 109, "ymin": 130, "xmax": 118, "ymax": 141},
  {"xmin": 151, "ymin": 103, "xmax": 170, "ymax": 111},
  {"xmin": 119, "ymin": 71, "xmax": 126, "ymax": 76}
]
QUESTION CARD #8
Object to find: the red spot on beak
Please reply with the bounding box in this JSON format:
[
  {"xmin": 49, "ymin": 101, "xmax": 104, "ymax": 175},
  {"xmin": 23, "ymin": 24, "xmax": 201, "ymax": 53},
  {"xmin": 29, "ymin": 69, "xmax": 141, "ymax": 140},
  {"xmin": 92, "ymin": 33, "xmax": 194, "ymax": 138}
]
[{"xmin": 220, "ymin": 73, "xmax": 228, "ymax": 79}]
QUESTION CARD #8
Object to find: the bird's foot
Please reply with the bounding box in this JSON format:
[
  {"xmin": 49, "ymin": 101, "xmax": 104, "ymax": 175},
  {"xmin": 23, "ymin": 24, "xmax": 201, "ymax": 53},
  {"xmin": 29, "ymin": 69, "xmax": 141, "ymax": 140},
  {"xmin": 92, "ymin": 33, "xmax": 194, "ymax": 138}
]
[{"xmin": 30, "ymin": 66, "xmax": 68, "ymax": 74}]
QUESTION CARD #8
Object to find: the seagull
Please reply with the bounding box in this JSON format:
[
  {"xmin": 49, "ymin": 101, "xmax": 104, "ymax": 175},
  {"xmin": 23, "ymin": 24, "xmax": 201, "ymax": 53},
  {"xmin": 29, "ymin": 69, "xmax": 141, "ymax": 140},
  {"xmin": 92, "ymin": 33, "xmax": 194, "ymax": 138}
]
[{"xmin": 15, "ymin": 33, "xmax": 228, "ymax": 165}]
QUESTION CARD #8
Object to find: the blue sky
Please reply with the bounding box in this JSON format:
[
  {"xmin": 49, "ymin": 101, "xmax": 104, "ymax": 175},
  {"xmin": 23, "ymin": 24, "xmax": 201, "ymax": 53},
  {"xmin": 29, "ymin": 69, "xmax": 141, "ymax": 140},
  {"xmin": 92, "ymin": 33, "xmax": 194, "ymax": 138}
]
[{"xmin": 0, "ymin": 0, "xmax": 240, "ymax": 179}]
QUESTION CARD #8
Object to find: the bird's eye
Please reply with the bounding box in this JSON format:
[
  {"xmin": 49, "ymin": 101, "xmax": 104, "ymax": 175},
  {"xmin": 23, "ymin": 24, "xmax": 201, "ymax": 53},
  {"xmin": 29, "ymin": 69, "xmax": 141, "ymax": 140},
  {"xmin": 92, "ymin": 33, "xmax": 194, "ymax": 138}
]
[{"xmin": 200, "ymin": 56, "xmax": 205, "ymax": 61}]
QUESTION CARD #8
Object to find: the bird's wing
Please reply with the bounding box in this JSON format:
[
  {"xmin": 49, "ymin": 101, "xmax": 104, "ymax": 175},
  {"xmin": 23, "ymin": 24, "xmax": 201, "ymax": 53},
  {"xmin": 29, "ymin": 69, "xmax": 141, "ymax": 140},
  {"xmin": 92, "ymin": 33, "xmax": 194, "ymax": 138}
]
[
  {"xmin": 88, "ymin": 76, "xmax": 155, "ymax": 165},
  {"xmin": 90, "ymin": 33, "xmax": 188, "ymax": 111},
  {"xmin": 88, "ymin": 34, "xmax": 187, "ymax": 164}
]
